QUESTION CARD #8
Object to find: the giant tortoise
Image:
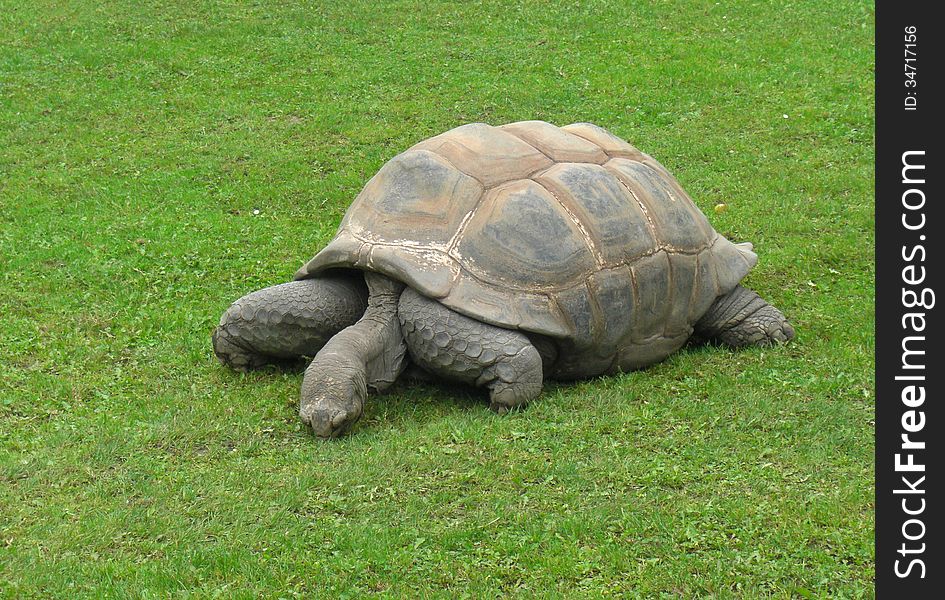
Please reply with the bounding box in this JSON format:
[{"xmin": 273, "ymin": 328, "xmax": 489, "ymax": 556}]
[{"xmin": 212, "ymin": 121, "xmax": 794, "ymax": 438}]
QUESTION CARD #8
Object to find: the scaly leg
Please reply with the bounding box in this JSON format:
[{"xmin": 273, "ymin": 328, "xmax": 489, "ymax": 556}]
[
  {"xmin": 695, "ymin": 285, "xmax": 795, "ymax": 348},
  {"xmin": 212, "ymin": 274, "xmax": 367, "ymax": 371},
  {"xmin": 398, "ymin": 288, "xmax": 543, "ymax": 414}
]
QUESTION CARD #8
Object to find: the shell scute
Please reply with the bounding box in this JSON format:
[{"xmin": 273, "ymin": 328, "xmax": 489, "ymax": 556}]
[
  {"xmin": 628, "ymin": 251, "xmax": 671, "ymax": 342},
  {"xmin": 500, "ymin": 120, "xmax": 608, "ymax": 164},
  {"xmin": 604, "ymin": 158, "xmax": 713, "ymax": 251},
  {"xmin": 534, "ymin": 162, "xmax": 658, "ymax": 265},
  {"xmin": 345, "ymin": 149, "xmax": 482, "ymax": 249},
  {"xmin": 586, "ymin": 266, "xmax": 635, "ymax": 352},
  {"xmin": 454, "ymin": 179, "xmax": 595, "ymax": 289},
  {"xmin": 412, "ymin": 123, "xmax": 552, "ymax": 187},
  {"xmin": 665, "ymin": 253, "xmax": 698, "ymax": 337}
]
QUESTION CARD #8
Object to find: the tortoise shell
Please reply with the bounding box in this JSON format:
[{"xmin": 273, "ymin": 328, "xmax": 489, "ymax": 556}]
[{"xmin": 296, "ymin": 121, "xmax": 757, "ymax": 375}]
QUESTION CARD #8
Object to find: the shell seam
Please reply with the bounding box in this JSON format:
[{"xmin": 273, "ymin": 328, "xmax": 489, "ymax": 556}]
[
  {"xmin": 348, "ymin": 227, "xmax": 448, "ymax": 253},
  {"xmin": 447, "ymin": 207, "xmax": 480, "ymax": 253},
  {"xmin": 347, "ymin": 223, "xmax": 713, "ymax": 264},
  {"xmin": 627, "ymin": 158, "xmax": 682, "ymax": 205},
  {"xmin": 444, "ymin": 171, "xmax": 488, "ymax": 257},
  {"xmin": 418, "ymin": 142, "xmax": 488, "ymax": 188},
  {"xmin": 560, "ymin": 128, "xmax": 611, "ymax": 156},
  {"xmin": 450, "ymin": 247, "xmax": 583, "ymax": 293},
  {"xmin": 531, "ymin": 179, "xmax": 606, "ymax": 268},
  {"xmin": 499, "ymin": 128, "xmax": 557, "ymax": 162},
  {"xmin": 604, "ymin": 162, "xmax": 662, "ymax": 244}
]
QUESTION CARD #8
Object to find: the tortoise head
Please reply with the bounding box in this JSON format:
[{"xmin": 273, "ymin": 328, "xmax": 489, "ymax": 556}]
[{"xmin": 299, "ymin": 367, "xmax": 368, "ymax": 439}]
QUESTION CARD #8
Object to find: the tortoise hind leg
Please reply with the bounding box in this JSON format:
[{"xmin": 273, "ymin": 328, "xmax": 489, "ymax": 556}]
[
  {"xmin": 212, "ymin": 274, "xmax": 367, "ymax": 371},
  {"xmin": 397, "ymin": 288, "xmax": 543, "ymax": 413},
  {"xmin": 695, "ymin": 285, "xmax": 795, "ymax": 348}
]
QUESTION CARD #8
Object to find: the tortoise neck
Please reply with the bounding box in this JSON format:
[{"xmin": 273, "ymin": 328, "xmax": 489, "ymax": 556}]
[
  {"xmin": 305, "ymin": 273, "xmax": 407, "ymax": 392},
  {"xmin": 299, "ymin": 273, "xmax": 408, "ymax": 436}
]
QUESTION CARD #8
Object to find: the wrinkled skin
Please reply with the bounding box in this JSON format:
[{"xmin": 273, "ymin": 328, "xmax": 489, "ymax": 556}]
[{"xmin": 695, "ymin": 285, "xmax": 795, "ymax": 347}]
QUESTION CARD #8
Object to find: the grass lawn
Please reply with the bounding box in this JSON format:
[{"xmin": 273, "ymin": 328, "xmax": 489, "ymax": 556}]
[{"xmin": 1, "ymin": 0, "xmax": 874, "ymax": 597}]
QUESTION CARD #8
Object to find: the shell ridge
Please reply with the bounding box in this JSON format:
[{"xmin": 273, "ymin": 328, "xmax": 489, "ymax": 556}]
[
  {"xmin": 502, "ymin": 121, "xmax": 610, "ymax": 164},
  {"xmin": 561, "ymin": 123, "xmax": 646, "ymax": 161}
]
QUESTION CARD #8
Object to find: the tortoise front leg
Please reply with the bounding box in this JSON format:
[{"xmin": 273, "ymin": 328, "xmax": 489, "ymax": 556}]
[
  {"xmin": 398, "ymin": 288, "xmax": 544, "ymax": 413},
  {"xmin": 212, "ymin": 274, "xmax": 367, "ymax": 371}
]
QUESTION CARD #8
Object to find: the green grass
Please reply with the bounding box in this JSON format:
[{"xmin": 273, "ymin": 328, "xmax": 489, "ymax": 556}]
[{"xmin": 1, "ymin": 0, "xmax": 874, "ymax": 597}]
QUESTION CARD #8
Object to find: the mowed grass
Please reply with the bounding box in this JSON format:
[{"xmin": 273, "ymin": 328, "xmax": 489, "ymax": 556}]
[{"xmin": 0, "ymin": 1, "xmax": 874, "ymax": 597}]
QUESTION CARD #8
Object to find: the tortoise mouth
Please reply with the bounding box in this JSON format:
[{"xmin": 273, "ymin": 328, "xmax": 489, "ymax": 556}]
[
  {"xmin": 299, "ymin": 379, "xmax": 366, "ymax": 439},
  {"xmin": 300, "ymin": 350, "xmax": 371, "ymax": 440},
  {"xmin": 300, "ymin": 391, "xmax": 365, "ymax": 439}
]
